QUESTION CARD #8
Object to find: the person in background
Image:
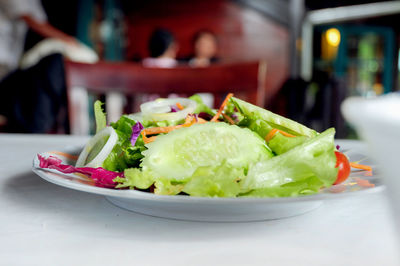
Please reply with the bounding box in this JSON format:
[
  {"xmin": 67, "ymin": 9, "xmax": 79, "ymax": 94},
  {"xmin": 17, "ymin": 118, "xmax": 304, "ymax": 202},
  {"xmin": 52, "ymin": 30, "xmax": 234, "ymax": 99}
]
[
  {"xmin": 142, "ymin": 28, "xmax": 179, "ymax": 68},
  {"xmin": 189, "ymin": 30, "xmax": 218, "ymax": 67},
  {"xmin": 0, "ymin": 0, "xmax": 77, "ymax": 80},
  {"xmin": 187, "ymin": 30, "xmax": 219, "ymax": 108}
]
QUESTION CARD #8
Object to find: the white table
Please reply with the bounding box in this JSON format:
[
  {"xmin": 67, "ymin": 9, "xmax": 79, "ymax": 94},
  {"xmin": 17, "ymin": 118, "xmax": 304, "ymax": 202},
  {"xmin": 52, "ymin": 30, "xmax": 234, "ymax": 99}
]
[{"xmin": 0, "ymin": 134, "xmax": 399, "ymax": 266}]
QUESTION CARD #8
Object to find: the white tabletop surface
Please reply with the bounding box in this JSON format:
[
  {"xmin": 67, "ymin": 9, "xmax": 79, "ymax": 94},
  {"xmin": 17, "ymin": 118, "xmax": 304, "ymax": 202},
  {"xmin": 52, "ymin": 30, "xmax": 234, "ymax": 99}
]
[{"xmin": 0, "ymin": 133, "xmax": 399, "ymax": 266}]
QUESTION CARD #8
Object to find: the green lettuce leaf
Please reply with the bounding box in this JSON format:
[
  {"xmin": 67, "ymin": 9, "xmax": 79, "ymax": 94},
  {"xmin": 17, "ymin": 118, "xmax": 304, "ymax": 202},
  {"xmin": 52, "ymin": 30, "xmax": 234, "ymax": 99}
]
[
  {"xmin": 94, "ymin": 100, "xmax": 107, "ymax": 133},
  {"xmin": 244, "ymin": 119, "xmax": 274, "ymax": 138},
  {"xmin": 114, "ymin": 168, "xmax": 154, "ymax": 189},
  {"xmin": 268, "ymin": 133, "xmax": 309, "ymax": 155},
  {"xmin": 142, "ymin": 119, "xmax": 184, "ymax": 128},
  {"xmin": 230, "ymin": 97, "xmax": 317, "ymax": 138},
  {"xmin": 240, "ymin": 176, "xmax": 323, "ymax": 197},
  {"xmin": 240, "ymin": 128, "xmax": 337, "ymax": 197},
  {"xmin": 154, "ymin": 178, "xmax": 184, "ymax": 195},
  {"xmin": 189, "ymin": 94, "xmax": 215, "ymax": 115},
  {"xmin": 182, "ymin": 162, "xmax": 244, "ymax": 197},
  {"xmin": 103, "ymin": 115, "xmax": 146, "ymax": 171}
]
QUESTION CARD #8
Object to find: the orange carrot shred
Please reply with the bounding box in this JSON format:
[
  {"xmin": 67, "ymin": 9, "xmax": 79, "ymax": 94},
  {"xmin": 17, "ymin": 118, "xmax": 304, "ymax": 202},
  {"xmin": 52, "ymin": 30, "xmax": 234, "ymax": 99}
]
[
  {"xmin": 265, "ymin": 129, "xmax": 279, "ymax": 142},
  {"xmin": 354, "ymin": 177, "xmax": 375, "ymax": 188},
  {"xmin": 176, "ymin": 102, "xmax": 184, "ymax": 110},
  {"xmin": 75, "ymin": 173, "xmax": 96, "ymax": 185},
  {"xmin": 144, "ymin": 136, "xmax": 157, "ymax": 144},
  {"xmin": 222, "ymin": 113, "xmax": 235, "ymax": 125},
  {"xmin": 50, "ymin": 151, "xmax": 79, "ymax": 160},
  {"xmin": 278, "ymin": 130, "xmax": 296, "ymax": 138},
  {"xmin": 141, "ymin": 130, "xmax": 157, "ymax": 144},
  {"xmin": 141, "ymin": 114, "xmax": 201, "ymax": 144},
  {"xmin": 350, "ymin": 162, "xmax": 372, "ymax": 172},
  {"xmin": 265, "ymin": 129, "xmax": 296, "ymax": 142},
  {"xmin": 211, "ymin": 93, "xmax": 234, "ymax": 122},
  {"xmin": 143, "ymin": 126, "xmax": 179, "ymax": 135}
]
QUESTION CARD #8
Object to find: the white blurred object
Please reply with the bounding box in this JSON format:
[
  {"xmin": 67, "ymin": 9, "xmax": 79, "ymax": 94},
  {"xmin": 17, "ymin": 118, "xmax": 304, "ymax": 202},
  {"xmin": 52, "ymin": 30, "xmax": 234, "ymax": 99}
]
[
  {"xmin": 196, "ymin": 93, "xmax": 214, "ymax": 108},
  {"xmin": 342, "ymin": 93, "xmax": 400, "ymax": 237},
  {"xmin": 20, "ymin": 38, "xmax": 99, "ymax": 69},
  {"xmin": 69, "ymin": 86, "xmax": 90, "ymax": 135},
  {"xmin": 106, "ymin": 92, "xmax": 125, "ymax": 123}
]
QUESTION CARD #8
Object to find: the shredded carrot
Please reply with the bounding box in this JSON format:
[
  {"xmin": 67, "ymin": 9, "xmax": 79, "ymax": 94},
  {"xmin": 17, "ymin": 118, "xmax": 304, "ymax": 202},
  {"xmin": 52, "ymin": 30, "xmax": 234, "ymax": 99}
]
[
  {"xmin": 211, "ymin": 93, "xmax": 234, "ymax": 122},
  {"xmin": 75, "ymin": 173, "xmax": 96, "ymax": 185},
  {"xmin": 265, "ymin": 129, "xmax": 296, "ymax": 142},
  {"xmin": 364, "ymin": 171, "xmax": 373, "ymax": 177},
  {"xmin": 141, "ymin": 131, "xmax": 149, "ymax": 143},
  {"xmin": 176, "ymin": 102, "xmax": 184, "ymax": 110},
  {"xmin": 354, "ymin": 177, "xmax": 375, "ymax": 188},
  {"xmin": 142, "ymin": 123, "xmax": 186, "ymax": 137},
  {"xmin": 222, "ymin": 113, "xmax": 235, "ymax": 125},
  {"xmin": 143, "ymin": 125, "xmax": 179, "ymax": 135},
  {"xmin": 144, "ymin": 136, "xmax": 157, "ymax": 144},
  {"xmin": 350, "ymin": 162, "xmax": 372, "ymax": 172},
  {"xmin": 50, "ymin": 151, "xmax": 79, "ymax": 160},
  {"xmin": 329, "ymin": 184, "xmax": 347, "ymax": 193},
  {"xmin": 141, "ymin": 114, "xmax": 200, "ymax": 144},
  {"xmin": 141, "ymin": 131, "xmax": 158, "ymax": 144},
  {"xmin": 265, "ymin": 129, "xmax": 279, "ymax": 142},
  {"xmin": 142, "ymin": 115, "xmax": 196, "ymax": 136},
  {"xmin": 278, "ymin": 130, "xmax": 296, "ymax": 138}
]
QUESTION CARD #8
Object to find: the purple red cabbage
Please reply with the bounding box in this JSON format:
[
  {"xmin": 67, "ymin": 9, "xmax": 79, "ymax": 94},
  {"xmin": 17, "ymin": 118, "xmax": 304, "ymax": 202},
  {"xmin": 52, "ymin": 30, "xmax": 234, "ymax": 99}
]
[
  {"xmin": 37, "ymin": 154, "xmax": 123, "ymax": 188},
  {"xmin": 131, "ymin": 122, "xmax": 144, "ymax": 146},
  {"xmin": 170, "ymin": 106, "xmax": 178, "ymax": 112},
  {"xmin": 336, "ymin": 145, "xmax": 340, "ymax": 150},
  {"xmin": 231, "ymin": 113, "xmax": 239, "ymax": 123},
  {"xmin": 187, "ymin": 113, "xmax": 198, "ymax": 122}
]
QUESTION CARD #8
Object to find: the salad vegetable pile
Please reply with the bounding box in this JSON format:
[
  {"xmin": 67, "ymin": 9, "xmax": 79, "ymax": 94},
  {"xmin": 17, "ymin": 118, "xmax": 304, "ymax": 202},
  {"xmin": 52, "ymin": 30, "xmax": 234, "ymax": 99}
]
[{"xmin": 38, "ymin": 93, "xmax": 371, "ymax": 197}]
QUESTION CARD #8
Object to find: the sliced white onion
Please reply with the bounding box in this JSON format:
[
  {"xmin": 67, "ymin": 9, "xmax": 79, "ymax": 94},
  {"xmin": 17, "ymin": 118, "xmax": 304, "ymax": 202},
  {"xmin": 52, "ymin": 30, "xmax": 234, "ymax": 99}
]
[
  {"xmin": 76, "ymin": 126, "xmax": 118, "ymax": 168},
  {"xmin": 140, "ymin": 98, "xmax": 197, "ymax": 122}
]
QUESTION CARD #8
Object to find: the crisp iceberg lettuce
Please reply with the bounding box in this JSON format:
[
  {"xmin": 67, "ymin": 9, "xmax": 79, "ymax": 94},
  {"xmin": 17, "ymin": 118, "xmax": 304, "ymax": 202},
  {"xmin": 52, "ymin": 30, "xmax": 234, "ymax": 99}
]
[
  {"xmin": 268, "ymin": 133, "xmax": 309, "ymax": 155},
  {"xmin": 114, "ymin": 168, "xmax": 154, "ymax": 190},
  {"xmin": 240, "ymin": 176, "xmax": 324, "ymax": 197},
  {"xmin": 230, "ymin": 97, "xmax": 317, "ymax": 138},
  {"xmin": 189, "ymin": 94, "xmax": 215, "ymax": 116},
  {"xmin": 240, "ymin": 128, "xmax": 337, "ymax": 197},
  {"xmin": 182, "ymin": 162, "xmax": 244, "ymax": 197}
]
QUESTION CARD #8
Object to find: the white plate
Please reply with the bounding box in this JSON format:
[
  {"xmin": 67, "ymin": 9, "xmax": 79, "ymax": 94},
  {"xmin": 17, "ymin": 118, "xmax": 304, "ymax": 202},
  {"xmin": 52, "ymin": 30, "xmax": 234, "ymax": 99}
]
[{"xmin": 32, "ymin": 140, "xmax": 383, "ymax": 222}]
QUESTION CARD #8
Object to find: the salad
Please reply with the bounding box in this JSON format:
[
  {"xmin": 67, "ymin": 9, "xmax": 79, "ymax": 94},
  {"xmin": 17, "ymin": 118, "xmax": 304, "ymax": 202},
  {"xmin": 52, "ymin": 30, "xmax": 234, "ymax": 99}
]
[{"xmin": 38, "ymin": 93, "xmax": 371, "ymax": 197}]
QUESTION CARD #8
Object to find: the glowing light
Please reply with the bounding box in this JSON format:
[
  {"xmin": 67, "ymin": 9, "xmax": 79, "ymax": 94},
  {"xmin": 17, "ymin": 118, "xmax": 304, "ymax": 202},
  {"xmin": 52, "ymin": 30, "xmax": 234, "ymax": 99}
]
[{"xmin": 326, "ymin": 28, "xmax": 341, "ymax": 47}]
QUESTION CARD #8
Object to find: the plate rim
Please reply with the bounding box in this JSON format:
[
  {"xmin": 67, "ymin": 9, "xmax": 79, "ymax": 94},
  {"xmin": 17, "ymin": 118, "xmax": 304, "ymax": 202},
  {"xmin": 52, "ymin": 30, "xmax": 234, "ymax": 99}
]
[{"xmin": 32, "ymin": 168, "xmax": 384, "ymax": 205}]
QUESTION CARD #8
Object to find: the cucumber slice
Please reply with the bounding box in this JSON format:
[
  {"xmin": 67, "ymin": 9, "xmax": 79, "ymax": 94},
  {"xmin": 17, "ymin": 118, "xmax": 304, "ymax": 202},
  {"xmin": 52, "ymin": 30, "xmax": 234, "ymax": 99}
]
[{"xmin": 141, "ymin": 123, "xmax": 273, "ymax": 181}]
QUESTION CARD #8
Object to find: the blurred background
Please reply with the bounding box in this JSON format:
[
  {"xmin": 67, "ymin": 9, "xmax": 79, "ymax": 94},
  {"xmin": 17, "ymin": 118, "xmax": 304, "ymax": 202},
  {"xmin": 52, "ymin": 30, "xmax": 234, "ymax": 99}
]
[{"xmin": 0, "ymin": 0, "xmax": 399, "ymax": 137}]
